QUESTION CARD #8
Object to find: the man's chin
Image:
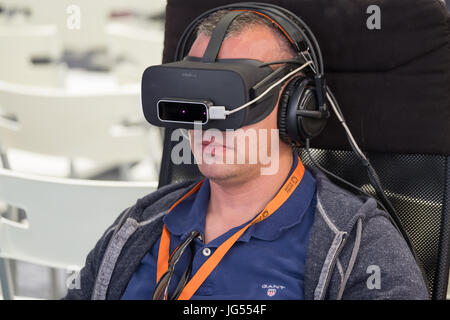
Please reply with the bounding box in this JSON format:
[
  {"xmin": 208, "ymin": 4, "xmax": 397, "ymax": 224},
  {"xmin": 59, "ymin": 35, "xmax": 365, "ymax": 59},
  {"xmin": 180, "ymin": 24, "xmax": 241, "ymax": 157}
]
[
  {"xmin": 197, "ymin": 162, "xmax": 254, "ymax": 183},
  {"xmin": 197, "ymin": 162, "xmax": 234, "ymax": 181}
]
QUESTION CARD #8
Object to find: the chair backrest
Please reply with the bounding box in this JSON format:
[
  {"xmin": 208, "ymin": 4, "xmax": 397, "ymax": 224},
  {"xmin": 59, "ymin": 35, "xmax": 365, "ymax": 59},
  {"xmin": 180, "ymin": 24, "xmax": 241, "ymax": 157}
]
[
  {"xmin": 0, "ymin": 81, "xmax": 157, "ymax": 164},
  {"xmin": 0, "ymin": 24, "xmax": 65, "ymax": 87},
  {"xmin": 6, "ymin": 0, "xmax": 166, "ymax": 52},
  {"xmin": 25, "ymin": 0, "xmax": 110, "ymax": 52},
  {"xmin": 158, "ymin": 0, "xmax": 450, "ymax": 299},
  {"xmin": 0, "ymin": 168, "xmax": 157, "ymax": 269},
  {"xmin": 108, "ymin": 0, "xmax": 167, "ymax": 16},
  {"xmin": 106, "ymin": 22, "xmax": 164, "ymax": 84}
]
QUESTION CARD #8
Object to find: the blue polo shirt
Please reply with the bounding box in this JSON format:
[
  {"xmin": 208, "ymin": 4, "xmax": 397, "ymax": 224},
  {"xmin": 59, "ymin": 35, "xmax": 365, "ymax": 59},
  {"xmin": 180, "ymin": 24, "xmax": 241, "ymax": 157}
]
[{"xmin": 122, "ymin": 153, "xmax": 317, "ymax": 300}]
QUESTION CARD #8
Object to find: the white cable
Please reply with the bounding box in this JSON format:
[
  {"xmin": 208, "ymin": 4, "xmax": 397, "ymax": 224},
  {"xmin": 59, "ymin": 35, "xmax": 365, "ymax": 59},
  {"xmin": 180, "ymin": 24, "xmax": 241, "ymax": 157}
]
[
  {"xmin": 223, "ymin": 61, "xmax": 313, "ymax": 116},
  {"xmin": 301, "ymin": 50, "xmax": 316, "ymax": 74},
  {"xmin": 325, "ymin": 90, "xmax": 367, "ymax": 159}
]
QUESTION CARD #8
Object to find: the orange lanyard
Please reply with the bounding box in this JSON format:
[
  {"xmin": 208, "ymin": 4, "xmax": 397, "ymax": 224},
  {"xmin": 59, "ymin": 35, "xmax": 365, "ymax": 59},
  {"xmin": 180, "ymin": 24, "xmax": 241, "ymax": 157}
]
[{"xmin": 156, "ymin": 157, "xmax": 305, "ymax": 300}]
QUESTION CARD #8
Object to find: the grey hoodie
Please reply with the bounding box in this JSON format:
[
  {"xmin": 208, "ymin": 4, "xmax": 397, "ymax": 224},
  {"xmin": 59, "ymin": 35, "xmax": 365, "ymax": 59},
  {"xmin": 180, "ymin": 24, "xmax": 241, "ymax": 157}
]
[{"xmin": 64, "ymin": 167, "xmax": 429, "ymax": 300}]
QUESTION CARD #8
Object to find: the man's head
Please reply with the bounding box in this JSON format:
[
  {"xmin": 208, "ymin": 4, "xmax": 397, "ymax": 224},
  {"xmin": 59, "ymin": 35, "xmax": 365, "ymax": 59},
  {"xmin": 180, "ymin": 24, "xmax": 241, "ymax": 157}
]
[
  {"xmin": 193, "ymin": 10, "xmax": 298, "ymax": 60},
  {"xmin": 187, "ymin": 10, "xmax": 300, "ymax": 184}
]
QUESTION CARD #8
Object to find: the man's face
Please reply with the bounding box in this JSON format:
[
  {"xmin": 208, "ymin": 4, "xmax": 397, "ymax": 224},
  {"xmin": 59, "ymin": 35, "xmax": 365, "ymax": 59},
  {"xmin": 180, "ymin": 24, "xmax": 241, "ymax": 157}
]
[{"xmin": 188, "ymin": 24, "xmax": 294, "ymax": 183}]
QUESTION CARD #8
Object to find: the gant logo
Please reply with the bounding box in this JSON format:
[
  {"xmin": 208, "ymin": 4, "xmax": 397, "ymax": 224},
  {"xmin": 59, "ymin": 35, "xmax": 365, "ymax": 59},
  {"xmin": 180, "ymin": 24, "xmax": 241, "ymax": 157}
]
[
  {"xmin": 267, "ymin": 288, "xmax": 276, "ymax": 297},
  {"xmin": 261, "ymin": 284, "xmax": 286, "ymax": 297}
]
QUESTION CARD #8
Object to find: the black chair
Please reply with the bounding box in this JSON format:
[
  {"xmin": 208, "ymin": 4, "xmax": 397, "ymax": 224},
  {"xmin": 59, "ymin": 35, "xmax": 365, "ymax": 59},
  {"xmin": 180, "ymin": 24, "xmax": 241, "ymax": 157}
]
[{"xmin": 157, "ymin": 0, "xmax": 450, "ymax": 299}]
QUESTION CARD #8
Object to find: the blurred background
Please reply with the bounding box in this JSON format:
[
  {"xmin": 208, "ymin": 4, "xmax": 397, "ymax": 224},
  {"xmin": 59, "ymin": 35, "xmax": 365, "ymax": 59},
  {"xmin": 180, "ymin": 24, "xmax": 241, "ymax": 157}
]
[{"xmin": 0, "ymin": 0, "xmax": 166, "ymax": 299}]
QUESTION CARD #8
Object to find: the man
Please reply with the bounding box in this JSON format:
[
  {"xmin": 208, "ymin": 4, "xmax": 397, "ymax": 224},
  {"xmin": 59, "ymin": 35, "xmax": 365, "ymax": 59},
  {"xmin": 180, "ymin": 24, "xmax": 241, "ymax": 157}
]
[{"xmin": 65, "ymin": 9, "xmax": 429, "ymax": 300}]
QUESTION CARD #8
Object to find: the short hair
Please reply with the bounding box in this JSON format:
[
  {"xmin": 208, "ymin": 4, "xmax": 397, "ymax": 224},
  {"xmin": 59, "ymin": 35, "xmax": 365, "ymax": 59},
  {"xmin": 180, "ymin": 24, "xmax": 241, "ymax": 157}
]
[{"xmin": 195, "ymin": 9, "xmax": 298, "ymax": 58}]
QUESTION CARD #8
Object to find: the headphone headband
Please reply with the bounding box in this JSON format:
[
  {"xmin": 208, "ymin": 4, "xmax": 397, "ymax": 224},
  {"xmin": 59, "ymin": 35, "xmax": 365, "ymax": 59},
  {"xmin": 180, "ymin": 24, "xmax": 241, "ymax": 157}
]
[
  {"xmin": 174, "ymin": 2, "xmax": 323, "ymax": 75},
  {"xmin": 230, "ymin": 9, "xmax": 297, "ymax": 47}
]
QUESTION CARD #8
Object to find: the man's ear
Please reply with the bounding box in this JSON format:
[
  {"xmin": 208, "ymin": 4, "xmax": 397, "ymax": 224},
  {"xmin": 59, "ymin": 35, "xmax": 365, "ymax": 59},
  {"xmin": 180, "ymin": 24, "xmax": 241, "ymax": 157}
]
[{"xmin": 277, "ymin": 71, "xmax": 304, "ymax": 100}]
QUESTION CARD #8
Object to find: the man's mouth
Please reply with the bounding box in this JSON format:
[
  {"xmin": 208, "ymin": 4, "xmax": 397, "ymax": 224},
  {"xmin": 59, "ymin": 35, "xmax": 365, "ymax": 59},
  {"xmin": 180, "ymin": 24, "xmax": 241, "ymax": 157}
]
[
  {"xmin": 201, "ymin": 139, "xmax": 213, "ymax": 147},
  {"xmin": 200, "ymin": 137, "xmax": 231, "ymax": 153}
]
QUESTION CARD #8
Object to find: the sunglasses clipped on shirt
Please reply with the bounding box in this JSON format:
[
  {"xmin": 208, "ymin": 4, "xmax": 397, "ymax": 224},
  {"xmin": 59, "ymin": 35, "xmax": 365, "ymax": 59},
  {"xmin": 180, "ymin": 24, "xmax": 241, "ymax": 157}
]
[{"xmin": 152, "ymin": 230, "xmax": 200, "ymax": 300}]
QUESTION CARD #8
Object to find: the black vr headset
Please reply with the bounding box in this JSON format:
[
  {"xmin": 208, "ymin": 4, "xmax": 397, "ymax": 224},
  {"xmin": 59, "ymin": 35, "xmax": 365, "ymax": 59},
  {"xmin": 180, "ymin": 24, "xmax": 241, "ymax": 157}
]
[{"xmin": 141, "ymin": 2, "xmax": 330, "ymax": 144}]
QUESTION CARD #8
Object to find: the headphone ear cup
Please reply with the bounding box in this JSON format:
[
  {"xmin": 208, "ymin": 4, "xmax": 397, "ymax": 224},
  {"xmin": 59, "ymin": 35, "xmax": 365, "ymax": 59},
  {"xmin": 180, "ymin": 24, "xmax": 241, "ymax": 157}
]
[
  {"xmin": 294, "ymin": 80, "xmax": 328, "ymax": 142},
  {"xmin": 278, "ymin": 76, "xmax": 328, "ymax": 145},
  {"xmin": 278, "ymin": 77, "xmax": 302, "ymax": 145}
]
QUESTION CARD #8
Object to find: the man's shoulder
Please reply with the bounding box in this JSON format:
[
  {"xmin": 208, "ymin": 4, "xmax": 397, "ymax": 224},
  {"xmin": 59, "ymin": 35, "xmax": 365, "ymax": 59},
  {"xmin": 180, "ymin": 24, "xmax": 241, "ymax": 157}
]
[
  {"xmin": 307, "ymin": 166, "xmax": 386, "ymax": 233},
  {"xmin": 133, "ymin": 178, "xmax": 203, "ymax": 222},
  {"xmin": 305, "ymin": 166, "xmax": 429, "ymax": 299}
]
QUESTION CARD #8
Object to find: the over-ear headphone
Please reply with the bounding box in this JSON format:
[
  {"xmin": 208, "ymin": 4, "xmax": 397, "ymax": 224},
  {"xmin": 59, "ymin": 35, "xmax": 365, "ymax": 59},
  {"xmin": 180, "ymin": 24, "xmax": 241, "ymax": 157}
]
[
  {"xmin": 174, "ymin": 2, "xmax": 330, "ymax": 145},
  {"xmin": 278, "ymin": 76, "xmax": 328, "ymax": 144}
]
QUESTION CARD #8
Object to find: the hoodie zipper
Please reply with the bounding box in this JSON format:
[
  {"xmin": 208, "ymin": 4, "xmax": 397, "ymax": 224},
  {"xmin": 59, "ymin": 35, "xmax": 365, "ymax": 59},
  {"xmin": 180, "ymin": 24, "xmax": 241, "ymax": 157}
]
[{"xmin": 318, "ymin": 232, "xmax": 347, "ymax": 300}]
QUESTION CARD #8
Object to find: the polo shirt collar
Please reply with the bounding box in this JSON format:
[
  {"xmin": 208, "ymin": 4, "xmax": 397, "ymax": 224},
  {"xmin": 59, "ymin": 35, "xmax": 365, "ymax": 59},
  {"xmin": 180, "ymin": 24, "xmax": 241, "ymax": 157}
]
[
  {"xmin": 242, "ymin": 166, "xmax": 316, "ymax": 242},
  {"xmin": 163, "ymin": 178, "xmax": 210, "ymax": 240},
  {"xmin": 163, "ymin": 152, "xmax": 316, "ymax": 243},
  {"xmin": 237, "ymin": 154, "xmax": 316, "ymax": 242}
]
